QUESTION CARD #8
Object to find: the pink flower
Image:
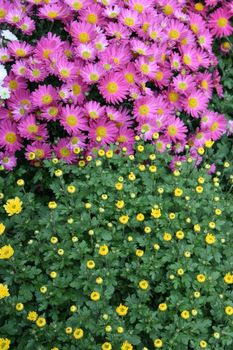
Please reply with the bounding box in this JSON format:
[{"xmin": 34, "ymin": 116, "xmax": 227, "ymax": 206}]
[
  {"xmin": 17, "ymin": 115, "xmax": 48, "ymax": 141},
  {"xmin": 99, "ymin": 72, "xmax": 128, "ymax": 104},
  {"xmin": 201, "ymin": 111, "xmax": 227, "ymax": 140},
  {"xmin": 39, "ymin": 3, "xmax": 70, "ymax": 21},
  {"xmin": 60, "ymin": 105, "xmax": 88, "ymax": 134},
  {"xmin": 34, "ymin": 32, "xmax": 63, "ymax": 61},
  {"xmin": 182, "ymin": 90, "xmax": 208, "ymax": 118},
  {"xmin": 0, "ymin": 120, "xmax": 22, "ymax": 152},
  {"xmin": 53, "ymin": 138, "xmax": 76, "ymax": 163},
  {"xmin": 25, "ymin": 141, "xmax": 52, "ymax": 161},
  {"xmin": 164, "ymin": 116, "xmax": 187, "ymax": 142},
  {"xmin": 0, "ymin": 152, "xmax": 17, "ymax": 171},
  {"xmin": 8, "ymin": 41, "xmax": 34, "ymax": 59},
  {"xmin": 88, "ymin": 118, "xmax": 118, "ymax": 145},
  {"xmin": 32, "ymin": 85, "xmax": 58, "ymax": 108},
  {"xmin": 209, "ymin": 8, "xmax": 233, "ymax": 38},
  {"xmin": 134, "ymin": 97, "xmax": 157, "ymax": 120}
]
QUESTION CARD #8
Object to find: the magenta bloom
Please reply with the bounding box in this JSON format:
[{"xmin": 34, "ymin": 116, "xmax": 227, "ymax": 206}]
[
  {"xmin": 17, "ymin": 115, "xmax": 48, "ymax": 141},
  {"xmin": 53, "ymin": 138, "xmax": 76, "ymax": 164},
  {"xmin": 88, "ymin": 118, "xmax": 118, "ymax": 145},
  {"xmin": 25, "ymin": 142, "xmax": 52, "ymax": 161},
  {"xmin": 209, "ymin": 8, "xmax": 233, "ymax": 38},
  {"xmin": 39, "ymin": 3, "xmax": 70, "ymax": 21},
  {"xmin": 0, "ymin": 152, "xmax": 17, "ymax": 171},
  {"xmin": 99, "ymin": 72, "xmax": 128, "ymax": 104},
  {"xmin": 8, "ymin": 41, "xmax": 34, "ymax": 59},
  {"xmin": 32, "ymin": 85, "xmax": 58, "ymax": 108},
  {"xmin": 60, "ymin": 105, "xmax": 88, "ymax": 134},
  {"xmin": 34, "ymin": 32, "xmax": 63, "ymax": 62},
  {"xmin": 201, "ymin": 111, "xmax": 227, "ymax": 140},
  {"xmin": 117, "ymin": 125, "xmax": 135, "ymax": 153},
  {"xmin": 134, "ymin": 97, "xmax": 157, "ymax": 120},
  {"xmin": 0, "ymin": 120, "xmax": 22, "ymax": 152},
  {"xmin": 84, "ymin": 101, "xmax": 105, "ymax": 120},
  {"xmin": 182, "ymin": 90, "xmax": 208, "ymax": 118},
  {"xmin": 164, "ymin": 117, "xmax": 188, "ymax": 143}
]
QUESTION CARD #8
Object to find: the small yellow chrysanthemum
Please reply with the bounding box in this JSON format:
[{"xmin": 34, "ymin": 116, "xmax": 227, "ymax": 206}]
[
  {"xmin": 224, "ymin": 273, "xmax": 233, "ymax": 284},
  {"xmin": 102, "ymin": 342, "xmax": 112, "ymax": 350},
  {"xmin": 0, "ymin": 284, "xmax": 10, "ymax": 299},
  {"xmin": 121, "ymin": 341, "xmax": 133, "ymax": 350},
  {"xmin": 90, "ymin": 291, "xmax": 100, "ymax": 301},
  {"xmin": 36, "ymin": 317, "xmax": 46, "ymax": 327},
  {"xmin": 196, "ymin": 186, "xmax": 203, "ymax": 193},
  {"xmin": 27, "ymin": 311, "xmax": 38, "ymax": 321},
  {"xmin": 139, "ymin": 280, "xmax": 149, "ymax": 290},
  {"xmin": 73, "ymin": 328, "xmax": 84, "ymax": 339},
  {"xmin": 116, "ymin": 200, "xmax": 125, "ymax": 209},
  {"xmin": 4, "ymin": 196, "xmax": 23, "ymax": 216},
  {"xmin": 86, "ymin": 260, "xmax": 95, "ymax": 269},
  {"xmin": 48, "ymin": 201, "xmax": 57, "ymax": 209},
  {"xmin": 0, "ymin": 223, "xmax": 6, "ymax": 235},
  {"xmin": 199, "ymin": 340, "xmax": 207, "ymax": 348},
  {"xmin": 176, "ymin": 230, "xmax": 185, "ymax": 239},
  {"xmin": 99, "ymin": 244, "xmax": 109, "ymax": 256},
  {"xmin": 154, "ymin": 338, "xmax": 163, "ymax": 348},
  {"xmin": 163, "ymin": 232, "xmax": 172, "ymax": 241},
  {"xmin": 67, "ymin": 185, "xmax": 76, "ymax": 193},
  {"xmin": 0, "ymin": 245, "xmax": 14, "ymax": 259},
  {"xmin": 205, "ymin": 233, "xmax": 216, "ymax": 245},
  {"xmin": 115, "ymin": 182, "xmax": 123, "ymax": 190},
  {"xmin": 181, "ymin": 310, "xmax": 190, "ymax": 319},
  {"xmin": 128, "ymin": 172, "xmax": 136, "ymax": 181},
  {"xmin": 16, "ymin": 303, "xmax": 24, "ymax": 311},
  {"xmin": 116, "ymin": 303, "xmax": 128, "ymax": 316},
  {"xmin": 158, "ymin": 303, "xmax": 167, "ymax": 311},
  {"xmin": 136, "ymin": 213, "xmax": 145, "ymax": 221},
  {"xmin": 194, "ymin": 224, "xmax": 201, "ymax": 232},
  {"xmin": 119, "ymin": 215, "xmax": 129, "ymax": 224},
  {"xmin": 197, "ymin": 274, "xmax": 206, "ymax": 283},
  {"xmin": 136, "ymin": 249, "xmax": 144, "ymax": 257},
  {"xmin": 225, "ymin": 306, "xmax": 233, "ymax": 316},
  {"xmin": 174, "ymin": 188, "xmax": 183, "ymax": 197},
  {"xmin": 0, "ymin": 338, "xmax": 10, "ymax": 350},
  {"xmin": 151, "ymin": 208, "xmax": 161, "ymax": 218}
]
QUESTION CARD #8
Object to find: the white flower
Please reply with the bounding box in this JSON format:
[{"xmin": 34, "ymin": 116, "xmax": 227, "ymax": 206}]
[
  {"xmin": 0, "ymin": 64, "xmax": 7, "ymax": 84},
  {"xmin": 1, "ymin": 29, "xmax": 18, "ymax": 41},
  {"xmin": 0, "ymin": 86, "xmax": 11, "ymax": 99}
]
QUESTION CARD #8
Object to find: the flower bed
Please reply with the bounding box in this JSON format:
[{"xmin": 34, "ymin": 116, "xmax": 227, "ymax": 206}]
[{"xmin": 0, "ymin": 143, "xmax": 233, "ymax": 350}]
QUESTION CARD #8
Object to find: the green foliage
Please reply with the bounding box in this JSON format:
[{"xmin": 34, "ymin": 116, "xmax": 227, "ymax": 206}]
[{"xmin": 0, "ymin": 142, "xmax": 233, "ymax": 350}]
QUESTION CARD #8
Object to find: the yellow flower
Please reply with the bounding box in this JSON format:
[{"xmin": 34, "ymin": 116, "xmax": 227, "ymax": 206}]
[
  {"xmin": 119, "ymin": 215, "xmax": 129, "ymax": 224},
  {"xmin": 4, "ymin": 196, "xmax": 23, "ymax": 216},
  {"xmin": 16, "ymin": 303, "xmax": 24, "ymax": 311},
  {"xmin": 54, "ymin": 169, "xmax": 63, "ymax": 177},
  {"xmin": 149, "ymin": 165, "xmax": 157, "ymax": 173},
  {"xmin": 98, "ymin": 150, "xmax": 105, "ymax": 156},
  {"xmin": 50, "ymin": 236, "xmax": 58, "ymax": 244},
  {"xmin": 65, "ymin": 327, "xmax": 73, "ymax": 334},
  {"xmin": 117, "ymin": 326, "xmax": 124, "ymax": 333},
  {"xmin": 90, "ymin": 291, "xmax": 100, "ymax": 301},
  {"xmin": 144, "ymin": 226, "xmax": 151, "ymax": 234},
  {"xmin": 199, "ymin": 340, "xmax": 207, "ymax": 348},
  {"xmin": 198, "ymin": 147, "xmax": 205, "ymax": 155},
  {"xmin": 205, "ymin": 140, "xmax": 214, "ymax": 148},
  {"xmin": 224, "ymin": 273, "xmax": 233, "ymax": 285},
  {"xmin": 106, "ymin": 150, "xmax": 113, "ymax": 158},
  {"xmin": 51, "ymin": 348, "xmax": 59, "ymax": 350},
  {"xmin": 215, "ymin": 209, "xmax": 222, "ymax": 215},
  {"xmin": 99, "ymin": 244, "xmax": 109, "ymax": 256},
  {"xmin": 0, "ymin": 245, "xmax": 14, "ymax": 259},
  {"xmin": 116, "ymin": 303, "xmax": 128, "ymax": 316},
  {"xmin": 136, "ymin": 213, "xmax": 145, "ymax": 221},
  {"xmin": 50, "ymin": 271, "xmax": 57, "ymax": 278},
  {"xmin": 136, "ymin": 249, "xmax": 144, "ymax": 257},
  {"xmin": 121, "ymin": 341, "xmax": 133, "ymax": 350},
  {"xmin": 27, "ymin": 311, "xmax": 38, "ymax": 321},
  {"xmin": 158, "ymin": 303, "xmax": 167, "ymax": 311},
  {"xmin": 101, "ymin": 194, "xmax": 108, "ymax": 200},
  {"xmin": 116, "ymin": 200, "xmax": 125, "ymax": 209},
  {"xmin": 102, "ymin": 342, "xmax": 112, "ymax": 350},
  {"xmin": 17, "ymin": 179, "xmax": 25, "ymax": 186},
  {"xmin": 177, "ymin": 268, "xmax": 184, "ymax": 276},
  {"xmin": 67, "ymin": 185, "xmax": 76, "ymax": 193},
  {"xmin": 157, "ymin": 187, "xmax": 164, "ymax": 194},
  {"xmin": 196, "ymin": 274, "xmax": 206, "ymax": 283},
  {"xmin": 115, "ymin": 182, "xmax": 123, "ymax": 190},
  {"xmin": 225, "ymin": 306, "xmax": 233, "ymax": 316},
  {"xmin": 137, "ymin": 145, "xmax": 144, "ymax": 152},
  {"xmin": 70, "ymin": 305, "xmax": 77, "ymax": 312},
  {"xmin": 40, "ymin": 286, "xmax": 47, "ymax": 293},
  {"xmin": 0, "ymin": 223, "xmax": 6, "ymax": 235},
  {"xmin": 194, "ymin": 291, "xmax": 200, "ymax": 298},
  {"xmin": 174, "ymin": 188, "xmax": 183, "ymax": 197},
  {"xmin": 0, "ymin": 284, "xmax": 10, "ymax": 299},
  {"xmin": 176, "ymin": 230, "xmax": 185, "ymax": 239},
  {"xmin": 96, "ymin": 277, "xmax": 103, "ymax": 284},
  {"xmin": 163, "ymin": 232, "xmax": 172, "ymax": 241},
  {"xmin": 138, "ymin": 164, "xmax": 145, "ymax": 171},
  {"xmin": 0, "ymin": 338, "xmax": 10, "ymax": 350},
  {"xmin": 48, "ymin": 201, "xmax": 57, "ymax": 209},
  {"xmin": 196, "ymin": 185, "xmax": 203, "ymax": 193},
  {"xmin": 194, "ymin": 224, "xmax": 201, "ymax": 232},
  {"xmin": 205, "ymin": 233, "xmax": 216, "ymax": 245},
  {"xmin": 181, "ymin": 310, "xmax": 190, "ymax": 319},
  {"xmin": 139, "ymin": 280, "xmax": 149, "ymax": 290},
  {"xmin": 73, "ymin": 328, "xmax": 84, "ymax": 339},
  {"xmin": 36, "ymin": 317, "xmax": 46, "ymax": 327},
  {"xmin": 169, "ymin": 212, "xmax": 176, "ymax": 219},
  {"xmin": 154, "ymin": 339, "xmax": 163, "ymax": 348},
  {"xmin": 85, "ymin": 202, "xmax": 92, "ymax": 209},
  {"xmin": 128, "ymin": 172, "xmax": 136, "ymax": 181},
  {"xmin": 151, "ymin": 208, "xmax": 161, "ymax": 218},
  {"xmin": 198, "ymin": 177, "xmax": 205, "ymax": 184},
  {"xmin": 86, "ymin": 260, "xmax": 95, "ymax": 269}
]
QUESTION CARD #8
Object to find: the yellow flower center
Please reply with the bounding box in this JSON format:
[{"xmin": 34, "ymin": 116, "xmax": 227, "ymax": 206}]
[
  {"xmin": 32, "ymin": 69, "xmax": 40, "ymax": 77},
  {"xmin": 90, "ymin": 73, "xmax": 99, "ymax": 81},
  {"xmin": 191, "ymin": 23, "xmax": 199, "ymax": 34},
  {"xmin": 188, "ymin": 97, "xmax": 198, "ymax": 109},
  {"xmin": 196, "ymin": 132, "xmax": 203, "ymax": 140},
  {"xmin": 141, "ymin": 64, "xmax": 149, "ymax": 74},
  {"xmin": 195, "ymin": 3, "xmax": 204, "ymax": 11},
  {"xmin": 9, "ymin": 80, "xmax": 18, "ymax": 90},
  {"xmin": 27, "ymin": 124, "xmax": 38, "ymax": 133},
  {"xmin": 15, "ymin": 48, "xmax": 26, "ymax": 57},
  {"xmin": 139, "ymin": 104, "xmax": 149, "ymax": 116},
  {"xmin": 134, "ymin": 3, "xmax": 144, "ymax": 13},
  {"xmin": 164, "ymin": 5, "xmax": 173, "ymax": 15},
  {"xmin": 96, "ymin": 126, "xmax": 107, "ymax": 137},
  {"xmin": 42, "ymin": 94, "xmax": 52, "ymax": 105},
  {"xmin": 35, "ymin": 149, "xmax": 44, "ymax": 158},
  {"xmin": 124, "ymin": 17, "xmax": 135, "ymax": 27},
  {"xmin": 157, "ymin": 108, "xmax": 164, "ymax": 115},
  {"xmin": 72, "ymin": 1, "xmax": 82, "ymax": 10},
  {"xmin": 87, "ymin": 13, "xmax": 97, "ymax": 24},
  {"xmin": 47, "ymin": 10, "xmax": 58, "ymax": 18},
  {"xmin": 142, "ymin": 22, "xmax": 150, "ymax": 32},
  {"xmin": 106, "ymin": 82, "xmax": 118, "ymax": 94},
  {"xmin": 43, "ymin": 49, "xmax": 52, "ymax": 59},
  {"xmin": 199, "ymin": 36, "xmax": 205, "ymax": 45},
  {"xmin": 183, "ymin": 55, "xmax": 191, "ymax": 65},
  {"xmin": 0, "ymin": 8, "xmax": 6, "ymax": 18},
  {"xmin": 210, "ymin": 122, "xmax": 219, "ymax": 131},
  {"xmin": 125, "ymin": 73, "xmax": 134, "ymax": 83},
  {"xmin": 78, "ymin": 32, "xmax": 90, "ymax": 43},
  {"xmin": 82, "ymin": 51, "xmax": 91, "ymax": 59},
  {"xmin": 178, "ymin": 82, "xmax": 188, "ymax": 90},
  {"xmin": 168, "ymin": 125, "xmax": 177, "ymax": 136},
  {"xmin": 201, "ymin": 80, "xmax": 208, "ymax": 89},
  {"xmin": 169, "ymin": 29, "xmax": 180, "ymax": 40},
  {"xmin": 169, "ymin": 91, "xmax": 179, "ymax": 102},
  {"xmin": 60, "ymin": 68, "xmax": 70, "ymax": 77},
  {"xmin": 67, "ymin": 115, "xmax": 78, "ymax": 127},
  {"xmin": 72, "ymin": 83, "xmax": 81, "ymax": 96},
  {"xmin": 155, "ymin": 71, "xmax": 163, "ymax": 81},
  {"xmin": 118, "ymin": 135, "xmax": 127, "ymax": 142},
  {"xmin": 5, "ymin": 132, "xmax": 17, "ymax": 144},
  {"xmin": 60, "ymin": 147, "xmax": 71, "ymax": 157},
  {"xmin": 217, "ymin": 17, "xmax": 228, "ymax": 28}
]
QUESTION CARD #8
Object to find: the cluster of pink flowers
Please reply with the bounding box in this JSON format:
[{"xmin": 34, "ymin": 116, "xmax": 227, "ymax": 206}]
[{"xmin": 0, "ymin": 0, "xmax": 232, "ymax": 169}]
